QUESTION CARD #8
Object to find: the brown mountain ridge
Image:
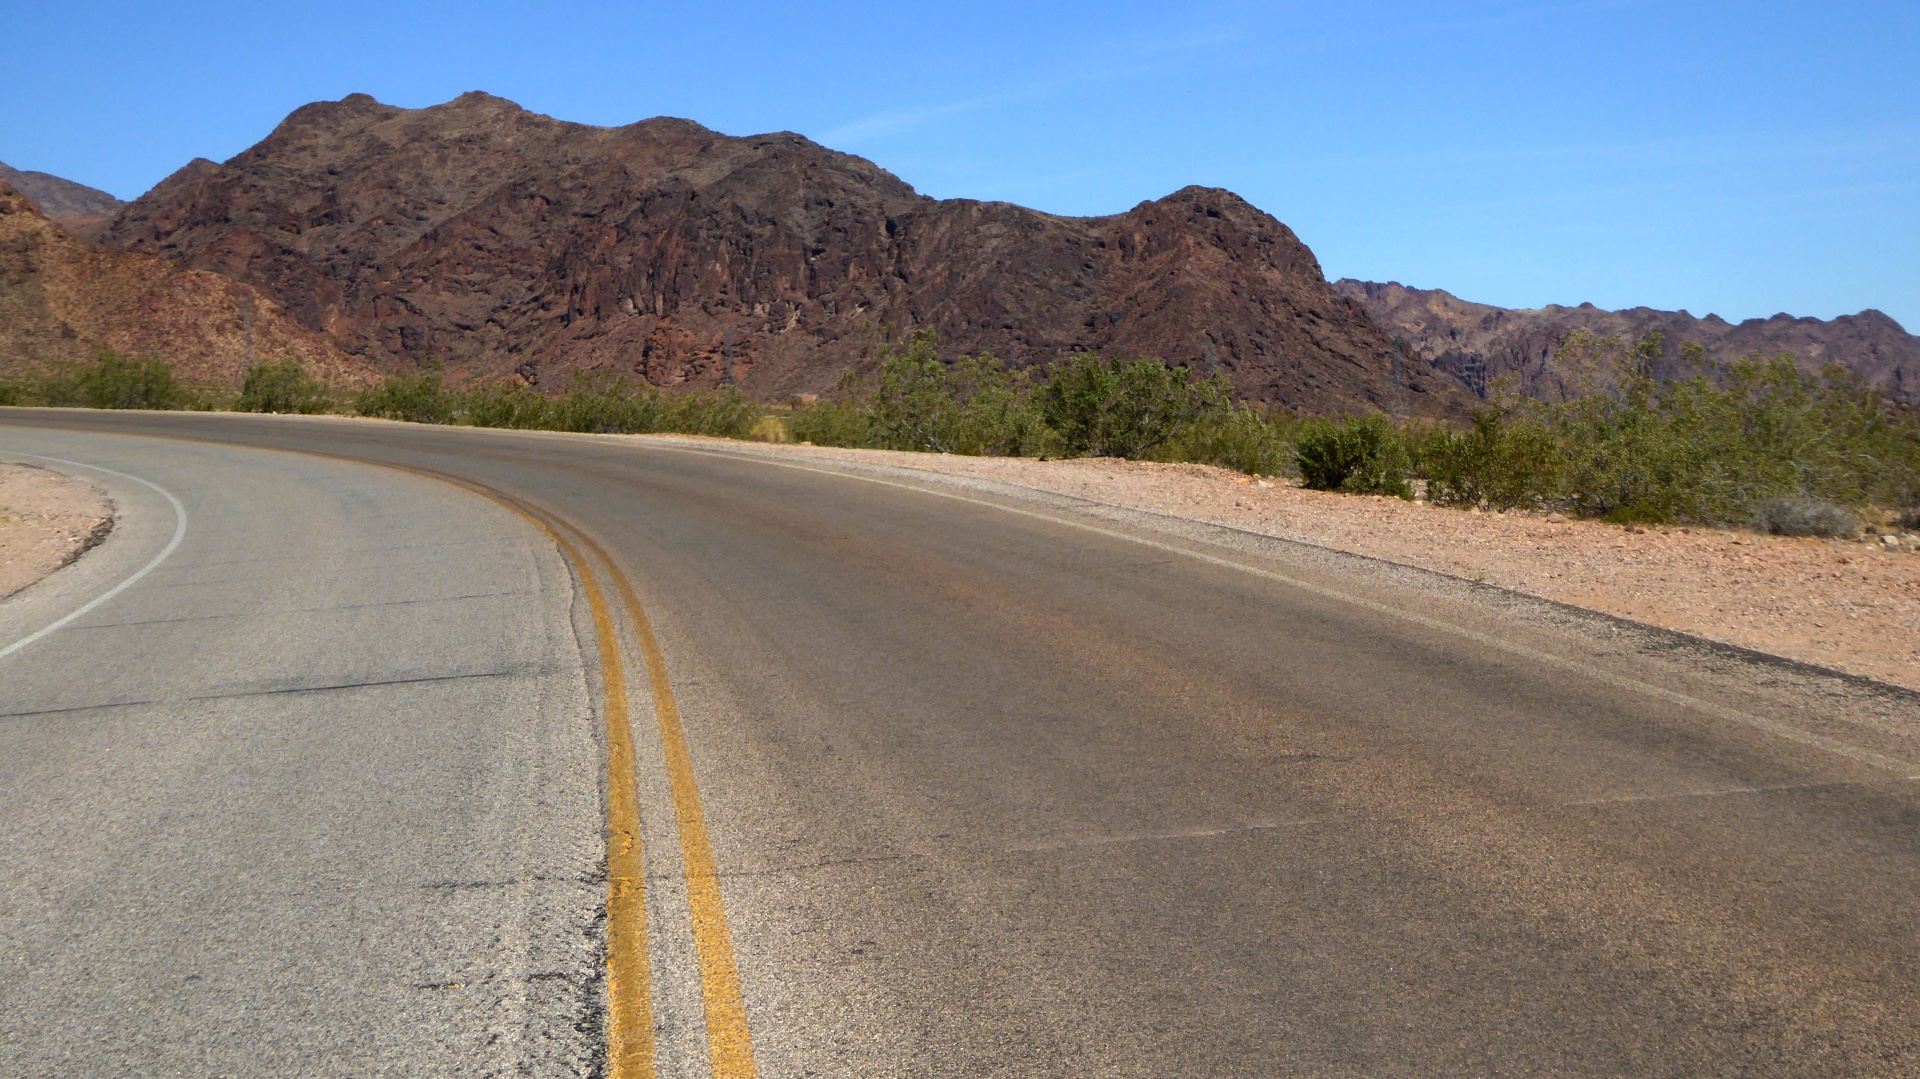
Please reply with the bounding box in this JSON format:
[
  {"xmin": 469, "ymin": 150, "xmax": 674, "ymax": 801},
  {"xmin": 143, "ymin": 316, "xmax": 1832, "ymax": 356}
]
[
  {"xmin": 98, "ymin": 91, "xmax": 1463, "ymax": 415},
  {"xmin": 1336, "ymin": 279, "xmax": 1920, "ymax": 405},
  {"xmin": 0, "ymin": 180, "xmax": 372, "ymax": 388}
]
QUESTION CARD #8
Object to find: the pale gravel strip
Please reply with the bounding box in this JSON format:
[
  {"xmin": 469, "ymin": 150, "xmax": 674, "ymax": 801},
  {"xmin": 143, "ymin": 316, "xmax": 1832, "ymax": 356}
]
[
  {"xmin": 0, "ymin": 455, "xmax": 184, "ymax": 661},
  {"xmin": 636, "ymin": 435, "xmax": 1920, "ymax": 692},
  {"xmin": 0, "ymin": 461, "xmax": 113, "ymax": 598}
]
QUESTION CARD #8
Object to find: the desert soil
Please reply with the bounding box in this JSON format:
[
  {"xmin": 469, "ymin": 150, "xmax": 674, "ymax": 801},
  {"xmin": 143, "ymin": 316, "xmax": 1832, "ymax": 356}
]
[
  {"xmin": 652, "ymin": 437, "xmax": 1920, "ymax": 692},
  {"xmin": 0, "ymin": 462, "xmax": 113, "ymax": 598}
]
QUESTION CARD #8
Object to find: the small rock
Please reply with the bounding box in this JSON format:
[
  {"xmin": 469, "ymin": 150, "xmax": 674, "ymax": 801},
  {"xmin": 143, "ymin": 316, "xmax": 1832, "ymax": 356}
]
[
  {"xmin": 1883, "ymin": 535, "xmax": 1901, "ymax": 548},
  {"xmin": 1255, "ymin": 480, "xmax": 1274, "ymax": 489},
  {"xmin": 1546, "ymin": 512, "xmax": 1567, "ymax": 523}
]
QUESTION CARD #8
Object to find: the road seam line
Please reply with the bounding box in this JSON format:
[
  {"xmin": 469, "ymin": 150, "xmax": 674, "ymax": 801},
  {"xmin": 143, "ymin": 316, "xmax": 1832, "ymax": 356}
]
[
  {"xmin": 387, "ymin": 471, "xmax": 659, "ymax": 1079},
  {"xmin": 0, "ymin": 453, "xmax": 188, "ymax": 662},
  {"xmin": 648, "ymin": 444, "xmax": 1920, "ymax": 779},
  {"xmin": 560, "ymin": 522, "xmax": 761, "ymax": 1079},
  {"xmin": 9, "ymin": 423, "xmax": 687, "ymax": 1075}
]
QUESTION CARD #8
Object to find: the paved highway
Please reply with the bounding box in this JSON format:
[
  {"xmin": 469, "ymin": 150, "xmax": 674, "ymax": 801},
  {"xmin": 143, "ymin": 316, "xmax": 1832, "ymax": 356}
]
[{"xmin": 5, "ymin": 410, "xmax": 1920, "ymax": 1078}]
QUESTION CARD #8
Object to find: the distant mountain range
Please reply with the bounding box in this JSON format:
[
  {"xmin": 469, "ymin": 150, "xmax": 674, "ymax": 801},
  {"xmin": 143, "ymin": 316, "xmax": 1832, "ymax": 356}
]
[
  {"xmin": 85, "ymin": 92, "xmax": 1459, "ymax": 414},
  {"xmin": 1334, "ymin": 280, "xmax": 1919, "ymax": 405},
  {"xmin": 0, "ymin": 161, "xmax": 123, "ymax": 219},
  {"xmin": 2, "ymin": 93, "xmax": 1913, "ymax": 413}
]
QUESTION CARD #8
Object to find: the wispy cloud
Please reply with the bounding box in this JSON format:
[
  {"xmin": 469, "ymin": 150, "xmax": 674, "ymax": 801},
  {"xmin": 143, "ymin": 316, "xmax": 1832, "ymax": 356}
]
[{"xmin": 820, "ymin": 22, "xmax": 1240, "ymax": 147}]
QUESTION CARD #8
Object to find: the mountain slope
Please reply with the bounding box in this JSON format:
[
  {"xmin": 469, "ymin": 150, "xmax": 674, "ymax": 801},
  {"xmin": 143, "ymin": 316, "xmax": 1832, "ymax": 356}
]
[
  {"xmin": 0, "ymin": 180, "xmax": 372, "ymax": 388},
  {"xmin": 1336, "ymin": 279, "xmax": 1920, "ymax": 404},
  {"xmin": 0, "ymin": 162, "xmax": 124, "ymax": 218},
  {"xmin": 101, "ymin": 92, "xmax": 1463, "ymax": 415}
]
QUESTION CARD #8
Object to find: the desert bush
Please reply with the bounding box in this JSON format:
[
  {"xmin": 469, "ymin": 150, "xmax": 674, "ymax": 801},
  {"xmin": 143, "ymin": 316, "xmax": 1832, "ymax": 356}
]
[
  {"xmin": 1753, "ymin": 495, "xmax": 1859, "ymax": 537},
  {"xmin": 790, "ymin": 331, "xmax": 1052, "ymax": 455},
  {"xmin": 49, "ymin": 349, "xmax": 185, "ymax": 410},
  {"xmin": 1153, "ymin": 405, "xmax": 1297, "ymax": 476},
  {"xmin": 462, "ymin": 377, "xmax": 759, "ymax": 439},
  {"xmin": 1540, "ymin": 334, "xmax": 1920, "ymax": 524},
  {"xmin": 1296, "ymin": 414, "xmax": 1413, "ymax": 497},
  {"xmin": 1414, "ymin": 404, "xmax": 1560, "ymax": 509},
  {"xmin": 787, "ymin": 398, "xmax": 875, "ymax": 447},
  {"xmin": 860, "ymin": 331, "xmax": 1051, "ymax": 455},
  {"xmin": 652, "ymin": 385, "xmax": 760, "ymax": 438},
  {"xmin": 237, "ymin": 358, "xmax": 330, "ymax": 414},
  {"xmin": 355, "ymin": 371, "xmax": 456, "ymax": 424},
  {"xmin": 1038, "ymin": 353, "xmax": 1230, "ymax": 459}
]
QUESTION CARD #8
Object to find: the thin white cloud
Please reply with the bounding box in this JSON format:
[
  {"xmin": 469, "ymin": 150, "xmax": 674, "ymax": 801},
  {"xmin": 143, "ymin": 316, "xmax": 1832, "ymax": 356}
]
[{"xmin": 821, "ymin": 22, "xmax": 1241, "ymax": 147}]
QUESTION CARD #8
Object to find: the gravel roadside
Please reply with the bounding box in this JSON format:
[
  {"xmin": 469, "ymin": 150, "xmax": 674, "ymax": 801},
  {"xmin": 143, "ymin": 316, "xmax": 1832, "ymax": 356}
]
[
  {"xmin": 644, "ymin": 436, "xmax": 1920, "ymax": 692},
  {"xmin": 0, "ymin": 462, "xmax": 113, "ymax": 598}
]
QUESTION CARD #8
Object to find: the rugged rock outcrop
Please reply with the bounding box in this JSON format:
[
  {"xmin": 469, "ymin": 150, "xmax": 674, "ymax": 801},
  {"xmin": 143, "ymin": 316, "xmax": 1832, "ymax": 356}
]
[
  {"xmin": 1337, "ymin": 279, "xmax": 1920, "ymax": 404},
  {"xmin": 100, "ymin": 92, "xmax": 1462, "ymax": 414},
  {"xmin": 0, "ymin": 181, "xmax": 372, "ymax": 387}
]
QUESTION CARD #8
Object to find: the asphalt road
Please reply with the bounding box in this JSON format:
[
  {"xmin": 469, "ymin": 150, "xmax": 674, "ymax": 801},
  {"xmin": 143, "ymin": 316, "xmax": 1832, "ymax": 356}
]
[{"xmin": 5, "ymin": 410, "xmax": 1920, "ymax": 1078}]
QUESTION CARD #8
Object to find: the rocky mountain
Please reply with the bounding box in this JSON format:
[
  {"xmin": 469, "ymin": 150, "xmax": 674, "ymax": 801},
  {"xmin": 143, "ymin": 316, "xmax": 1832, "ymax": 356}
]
[
  {"xmin": 97, "ymin": 92, "xmax": 1464, "ymax": 415},
  {"xmin": 0, "ymin": 180, "xmax": 372, "ymax": 388},
  {"xmin": 0, "ymin": 161, "xmax": 124, "ymax": 219},
  {"xmin": 1336, "ymin": 279, "xmax": 1920, "ymax": 405}
]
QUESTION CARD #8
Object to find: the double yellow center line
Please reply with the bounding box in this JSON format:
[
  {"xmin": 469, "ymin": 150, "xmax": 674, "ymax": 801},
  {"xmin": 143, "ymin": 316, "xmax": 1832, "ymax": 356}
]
[
  {"xmin": 417, "ymin": 471, "xmax": 759, "ymax": 1079},
  {"xmin": 89, "ymin": 433, "xmax": 763, "ymax": 1077}
]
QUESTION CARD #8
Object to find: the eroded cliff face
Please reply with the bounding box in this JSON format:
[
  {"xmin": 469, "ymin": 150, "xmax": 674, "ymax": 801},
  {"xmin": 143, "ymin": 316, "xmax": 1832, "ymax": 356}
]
[
  {"xmin": 1337, "ymin": 279, "xmax": 1920, "ymax": 404},
  {"xmin": 0, "ymin": 181, "xmax": 371, "ymax": 387},
  {"xmin": 101, "ymin": 92, "xmax": 1463, "ymax": 414}
]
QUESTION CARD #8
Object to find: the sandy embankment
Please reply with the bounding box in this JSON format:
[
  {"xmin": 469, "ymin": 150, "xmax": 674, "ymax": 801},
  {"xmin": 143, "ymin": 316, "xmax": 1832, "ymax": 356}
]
[
  {"xmin": 657, "ymin": 438, "xmax": 1920, "ymax": 692},
  {"xmin": 0, "ymin": 463, "xmax": 114, "ymax": 598}
]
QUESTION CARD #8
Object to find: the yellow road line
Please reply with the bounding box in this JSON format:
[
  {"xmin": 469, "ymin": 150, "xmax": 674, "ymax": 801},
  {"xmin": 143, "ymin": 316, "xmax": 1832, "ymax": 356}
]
[
  {"xmin": 43, "ymin": 426, "xmax": 750, "ymax": 1074},
  {"xmin": 562, "ymin": 523, "xmax": 760, "ymax": 1079},
  {"xmin": 384, "ymin": 471, "xmax": 658, "ymax": 1079}
]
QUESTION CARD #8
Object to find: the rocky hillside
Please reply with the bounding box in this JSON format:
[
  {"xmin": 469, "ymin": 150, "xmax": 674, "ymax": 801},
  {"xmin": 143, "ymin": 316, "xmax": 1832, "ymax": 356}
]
[
  {"xmin": 0, "ymin": 181, "xmax": 372, "ymax": 388},
  {"xmin": 0, "ymin": 161, "xmax": 123, "ymax": 219},
  {"xmin": 1336, "ymin": 279, "xmax": 1920, "ymax": 405},
  {"xmin": 98, "ymin": 92, "xmax": 1463, "ymax": 415}
]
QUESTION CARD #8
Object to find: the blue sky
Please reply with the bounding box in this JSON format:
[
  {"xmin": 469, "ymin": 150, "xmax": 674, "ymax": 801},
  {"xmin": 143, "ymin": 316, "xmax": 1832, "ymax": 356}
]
[{"xmin": 4, "ymin": 0, "xmax": 1915, "ymax": 328}]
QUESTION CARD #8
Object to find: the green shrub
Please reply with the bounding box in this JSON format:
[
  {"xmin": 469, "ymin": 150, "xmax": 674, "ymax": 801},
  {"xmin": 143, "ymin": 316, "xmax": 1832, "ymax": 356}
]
[
  {"xmin": 790, "ymin": 331, "xmax": 1052, "ymax": 455},
  {"xmin": 1296, "ymin": 414, "xmax": 1413, "ymax": 497},
  {"xmin": 1038, "ymin": 353, "xmax": 1229, "ymax": 459},
  {"xmin": 1537, "ymin": 336, "xmax": 1920, "ymax": 525},
  {"xmin": 356, "ymin": 372, "xmax": 456, "ymax": 423},
  {"xmin": 462, "ymin": 377, "xmax": 759, "ymax": 439},
  {"xmin": 653, "ymin": 384, "xmax": 760, "ymax": 438},
  {"xmin": 787, "ymin": 398, "xmax": 875, "ymax": 447},
  {"xmin": 1153, "ymin": 405, "xmax": 1296, "ymax": 476},
  {"xmin": 1414, "ymin": 405, "xmax": 1560, "ymax": 509},
  {"xmin": 238, "ymin": 359, "xmax": 330, "ymax": 414},
  {"xmin": 859, "ymin": 331, "xmax": 1053, "ymax": 455},
  {"xmin": 54, "ymin": 350, "xmax": 184, "ymax": 410}
]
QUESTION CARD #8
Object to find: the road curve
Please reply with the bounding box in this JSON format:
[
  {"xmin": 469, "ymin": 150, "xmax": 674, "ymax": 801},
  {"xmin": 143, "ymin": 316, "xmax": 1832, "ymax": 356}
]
[{"xmin": 6, "ymin": 409, "xmax": 1920, "ymax": 1078}]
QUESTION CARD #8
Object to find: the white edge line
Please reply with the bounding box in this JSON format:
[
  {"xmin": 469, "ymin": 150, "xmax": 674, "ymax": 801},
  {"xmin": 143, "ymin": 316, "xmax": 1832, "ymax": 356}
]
[
  {"xmin": 640, "ymin": 441, "xmax": 1920, "ymax": 779},
  {"xmin": 0, "ymin": 453, "xmax": 189, "ymax": 662}
]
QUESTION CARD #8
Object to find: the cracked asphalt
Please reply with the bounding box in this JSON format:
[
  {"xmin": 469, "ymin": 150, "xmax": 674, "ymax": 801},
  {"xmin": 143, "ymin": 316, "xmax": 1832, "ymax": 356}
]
[{"xmin": 6, "ymin": 411, "xmax": 1920, "ymax": 1077}]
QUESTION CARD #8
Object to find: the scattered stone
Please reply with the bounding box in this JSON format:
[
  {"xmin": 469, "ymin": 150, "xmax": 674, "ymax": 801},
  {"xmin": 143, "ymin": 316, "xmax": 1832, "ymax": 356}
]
[{"xmin": 1546, "ymin": 512, "xmax": 1567, "ymax": 523}]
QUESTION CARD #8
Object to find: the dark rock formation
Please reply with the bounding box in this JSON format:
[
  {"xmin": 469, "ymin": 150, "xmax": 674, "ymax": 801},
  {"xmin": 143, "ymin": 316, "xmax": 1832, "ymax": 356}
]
[
  {"xmin": 1336, "ymin": 279, "xmax": 1920, "ymax": 405},
  {"xmin": 100, "ymin": 92, "xmax": 1462, "ymax": 414}
]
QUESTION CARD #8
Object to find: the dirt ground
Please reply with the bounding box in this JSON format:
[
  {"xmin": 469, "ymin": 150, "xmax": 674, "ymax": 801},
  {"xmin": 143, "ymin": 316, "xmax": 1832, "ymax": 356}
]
[
  {"xmin": 0, "ymin": 462, "xmax": 113, "ymax": 598},
  {"xmin": 655, "ymin": 437, "xmax": 1920, "ymax": 693}
]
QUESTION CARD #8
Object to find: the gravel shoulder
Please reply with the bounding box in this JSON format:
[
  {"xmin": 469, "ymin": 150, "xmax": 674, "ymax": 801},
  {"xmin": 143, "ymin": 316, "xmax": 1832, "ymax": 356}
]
[
  {"xmin": 0, "ymin": 462, "xmax": 112, "ymax": 598},
  {"xmin": 644, "ymin": 436, "xmax": 1920, "ymax": 692}
]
